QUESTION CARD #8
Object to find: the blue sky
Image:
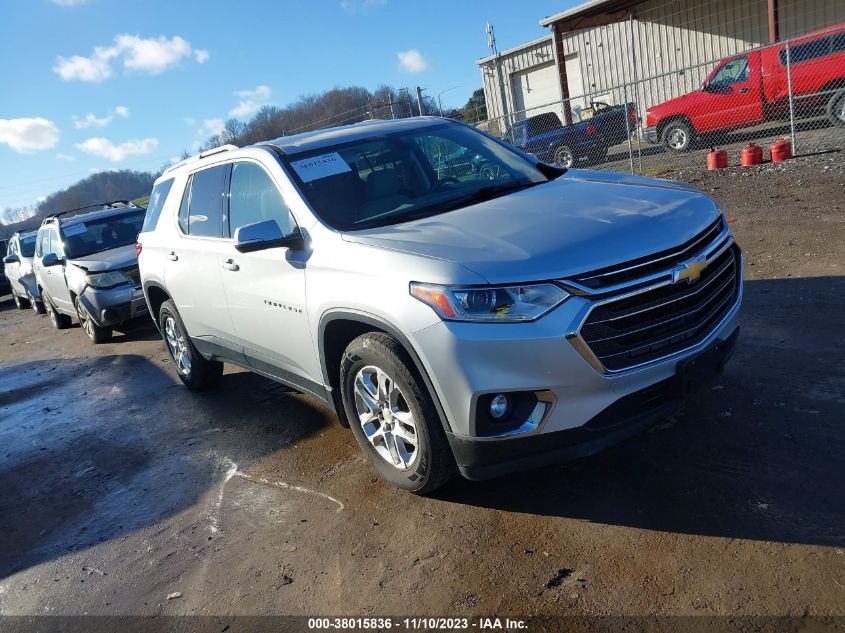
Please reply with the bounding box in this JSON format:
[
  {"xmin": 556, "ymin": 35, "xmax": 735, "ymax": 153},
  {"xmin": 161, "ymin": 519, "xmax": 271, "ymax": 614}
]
[{"xmin": 0, "ymin": 0, "xmax": 572, "ymax": 216}]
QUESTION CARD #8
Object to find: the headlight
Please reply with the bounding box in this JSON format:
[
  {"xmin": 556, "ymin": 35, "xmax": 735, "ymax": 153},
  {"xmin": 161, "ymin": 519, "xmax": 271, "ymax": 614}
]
[
  {"xmin": 410, "ymin": 282, "xmax": 568, "ymax": 322},
  {"xmin": 85, "ymin": 270, "xmax": 131, "ymax": 289}
]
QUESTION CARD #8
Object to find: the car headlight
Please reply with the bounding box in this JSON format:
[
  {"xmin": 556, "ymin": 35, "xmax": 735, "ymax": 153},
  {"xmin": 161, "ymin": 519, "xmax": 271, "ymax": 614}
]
[
  {"xmin": 410, "ymin": 282, "xmax": 569, "ymax": 322},
  {"xmin": 85, "ymin": 270, "xmax": 132, "ymax": 289}
]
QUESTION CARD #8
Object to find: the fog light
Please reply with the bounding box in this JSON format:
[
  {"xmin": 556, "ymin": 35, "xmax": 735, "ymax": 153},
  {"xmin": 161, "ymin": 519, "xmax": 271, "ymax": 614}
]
[{"xmin": 489, "ymin": 393, "xmax": 511, "ymax": 420}]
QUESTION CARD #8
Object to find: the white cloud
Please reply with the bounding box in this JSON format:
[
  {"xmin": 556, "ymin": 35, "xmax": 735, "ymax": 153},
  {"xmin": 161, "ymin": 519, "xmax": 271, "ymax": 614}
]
[
  {"xmin": 73, "ymin": 112, "xmax": 111, "ymax": 129},
  {"xmin": 199, "ymin": 118, "xmax": 225, "ymax": 137},
  {"xmin": 341, "ymin": 0, "xmax": 387, "ymax": 14},
  {"xmin": 229, "ymin": 85, "xmax": 272, "ymax": 119},
  {"xmin": 51, "ymin": 0, "xmax": 91, "ymax": 6},
  {"xmin": 56, "ymin": 152, "xmax": 76, "ymax": 161},
  {"xmin": 76, "ymin": 136, "xmax": 159, "ymax": 162},
  {"xmin": 0, "ymin": 117, "xmax": 60, "ymax": 153},
  {"xmin": 397, "ymin": 49, "xmax": 429, "ymax": 73},
  {"xmin": 183, "ymin": 117, "xmax": 196, "ymax": 126},
  {"xmin": 54, "ymin": 34, "xmax": 208, "ymax": 82},
  {"xmin": 114, "ymin": 105, "xmax": 130, "ymax": 118},
  {"xmin": 36, "ymin": 195, "xmax": 47, "ymax": 203}
]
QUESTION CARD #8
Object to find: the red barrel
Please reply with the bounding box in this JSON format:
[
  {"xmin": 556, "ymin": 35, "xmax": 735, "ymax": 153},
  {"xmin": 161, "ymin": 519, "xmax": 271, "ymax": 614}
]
[
  {"xmin": 741, "ymin": 142, "xmax": 763, "ymax": 166},
  {"xmin": 770, "ymin": 138, "xmax": 793, "ymax": 162},
  {"xmin": 707, "ymin": 147, "xmax": 728, "ymax": 170}
]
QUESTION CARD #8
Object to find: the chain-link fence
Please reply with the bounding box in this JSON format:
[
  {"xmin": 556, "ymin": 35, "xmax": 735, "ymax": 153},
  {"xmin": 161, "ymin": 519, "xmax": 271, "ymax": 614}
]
[{"xmin": 480, "ymin": 20, "xmax": 845, "ymax": 176}]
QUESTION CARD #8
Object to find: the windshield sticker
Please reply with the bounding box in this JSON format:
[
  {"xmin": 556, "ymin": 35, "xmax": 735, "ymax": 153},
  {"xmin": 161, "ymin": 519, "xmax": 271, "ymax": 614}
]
[
  {"xmin": 290, "ymin": 152, "xmax": 352, "ymax": 183},
  {"xmin": 62, "ymin": 223, "xmax": 87, "ymax": 237}
]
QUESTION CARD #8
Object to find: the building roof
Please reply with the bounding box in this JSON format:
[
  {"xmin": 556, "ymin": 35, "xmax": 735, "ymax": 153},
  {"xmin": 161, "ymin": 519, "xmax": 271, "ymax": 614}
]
[
  {"xmin": 476, "ymin": 34, "xmax": 553, "ymax": 65},
  {"xmin": 539, "ymin": 0, "xmax": 637, "ymax": 26}
]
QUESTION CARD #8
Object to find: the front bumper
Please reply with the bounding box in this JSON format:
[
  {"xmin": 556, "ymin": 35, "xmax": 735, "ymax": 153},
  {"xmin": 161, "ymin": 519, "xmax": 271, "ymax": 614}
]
[
  {"xmin": 78, "ymin": 284, "xmax": 149, "ymax": 327},
  {"xmin": 643, "ymin": 125, "xmax": 659, "ymax": 144},
  {"xmin": 449, "ymin": 327, "xmax": 739, "ymax": 480}
]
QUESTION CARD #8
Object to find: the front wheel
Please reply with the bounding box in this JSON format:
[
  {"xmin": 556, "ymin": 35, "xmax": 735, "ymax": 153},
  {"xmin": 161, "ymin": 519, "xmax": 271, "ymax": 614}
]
[
  {"xmin": 553, "ymin": 145, "xmax": 575, "ymax": 168},
  {"xmin": 340, "ymin": 332, "xmax": 456, "ymax": 494},
  {"xmin": 29, "ymin": 290, "xmax": 46, "ymax": 315},
  {"xmin": 159, "ymin": 299, "xmax": 222, "ymax": 390},
  {"xmin": 662, "ymin": 120, "xmax": 694, "ymax": 152},
  {"xmin": 74, "ymin": 296, "xmax": 112, "ymax": 344},
  {"xmin": 827, "ymin": 89, "xmax": 845, "ymax": 127},
  {"xmin": 43, "ymin": 293, "xmax": 72, "ymax": 330}
]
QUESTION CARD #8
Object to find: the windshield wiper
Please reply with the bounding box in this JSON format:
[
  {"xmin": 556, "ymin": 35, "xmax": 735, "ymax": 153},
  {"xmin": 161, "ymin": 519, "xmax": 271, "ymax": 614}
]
[{"xmin": 439, "ymin": 181, "xmax": 542, "ymax": 212}]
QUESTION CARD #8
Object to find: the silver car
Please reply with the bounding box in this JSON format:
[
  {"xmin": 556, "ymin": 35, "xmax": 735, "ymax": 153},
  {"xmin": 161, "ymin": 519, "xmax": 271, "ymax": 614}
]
[
  {"xmin": 139, "ymin": 117, "xmax": 742, "ymax": 494},
  {"xmin": 33, "ymin": 204, "xmax": 148, "ymax": 343},
  {"xmin": 3, "ymin": 230, "xmax": 45, "ymax": 312}
]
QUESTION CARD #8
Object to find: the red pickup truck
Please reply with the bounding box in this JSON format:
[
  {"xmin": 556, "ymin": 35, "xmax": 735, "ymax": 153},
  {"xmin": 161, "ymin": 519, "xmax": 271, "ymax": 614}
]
[{"xmin": 644, "ymin": 23, "xmax": 845, "ymax": 151}]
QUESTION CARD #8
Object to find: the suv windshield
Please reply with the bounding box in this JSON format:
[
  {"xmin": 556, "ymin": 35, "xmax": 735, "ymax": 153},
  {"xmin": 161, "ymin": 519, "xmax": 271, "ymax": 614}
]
[
  {"xmin": 283, "ymin": 123, "xmax": 548, "ymax": 230},
  {"xmin": 62, "ymin": 209, "xmax": 146, "ymax": 258},
  {"xmin": 20, "ymin": 235, "xmax": 36, "ymax": 257}
]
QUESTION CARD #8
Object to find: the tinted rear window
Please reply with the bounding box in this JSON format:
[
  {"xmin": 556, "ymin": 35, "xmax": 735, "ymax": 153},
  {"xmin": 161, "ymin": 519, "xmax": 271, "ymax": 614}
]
[
  {"xmin": 141, "ymin": 178, "xmax": 174, "ymax": 233},
  {"xmin": 20, "ymin": 235, "xmax": 36, "ymax": 257},
  {"xmin": 186, "ymin": 166, "xmax": 228, "ymax": 237}
]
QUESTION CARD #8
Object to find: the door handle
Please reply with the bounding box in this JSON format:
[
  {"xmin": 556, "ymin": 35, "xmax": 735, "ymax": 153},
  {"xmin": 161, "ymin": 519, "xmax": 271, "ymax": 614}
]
[
  {"xmin": 167, "ymin": 250, "xmax": 178, "ymax": 261},
  {"xmin": 221, "ymin": 259, "xmax": 239, "ymax": 271},
  {"xmin": 739, "ymin": 87, "xmax": 750, "ymax": 93}
]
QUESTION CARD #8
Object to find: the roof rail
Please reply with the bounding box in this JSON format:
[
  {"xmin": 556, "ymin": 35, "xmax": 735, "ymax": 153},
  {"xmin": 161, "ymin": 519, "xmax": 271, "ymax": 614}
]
[
  {"xmin": 42, "ymin": 199, "xmax": 136, "ymax": 223},
  {"xmin": 162, "ymin": 144, "xmax": 239, "ymax": 176}
]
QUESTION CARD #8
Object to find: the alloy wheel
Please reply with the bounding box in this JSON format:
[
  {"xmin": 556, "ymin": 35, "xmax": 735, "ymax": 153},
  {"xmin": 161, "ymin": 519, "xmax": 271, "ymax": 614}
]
[
  {"xmin": 836, "ymin": 96, "xmax": 845, "ymax": 123},
  {"xmin": 554, "ymin": 146, "xmax": 574, "ymax": 168},
  {"xmin": 164, "ymin": 316, "xmax": 192, "ymax": 376},
  {"xmin": 667, "ymin": 127, "xmax": 688, "ymax": 150},
  {"xmin": 75, "ymin": 298, "xmax": 95, "ymax": 339},
  {"xmin": 46, "ymin": 299, "xmax": 58, "ymax": 327},
  {"xmin": 353, "ymin": 365, "xmax": 418, "ymax": 469}
]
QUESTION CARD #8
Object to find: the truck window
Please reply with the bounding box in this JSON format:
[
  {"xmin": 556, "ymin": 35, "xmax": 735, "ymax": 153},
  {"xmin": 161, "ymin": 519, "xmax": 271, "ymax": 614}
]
[
  {"xmin": 709, "ymin": 57, "xmax": 749, "ymax": 86},
  {"xmin": 778, "ymin": 35, "xmax": 833, "ymax": 65}
]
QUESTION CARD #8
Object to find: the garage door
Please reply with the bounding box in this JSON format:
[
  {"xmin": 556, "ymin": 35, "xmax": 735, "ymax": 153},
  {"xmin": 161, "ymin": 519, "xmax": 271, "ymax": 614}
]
[{"xmin": 511, "ymin": 62, "xmax": 560, "ymax": 120}]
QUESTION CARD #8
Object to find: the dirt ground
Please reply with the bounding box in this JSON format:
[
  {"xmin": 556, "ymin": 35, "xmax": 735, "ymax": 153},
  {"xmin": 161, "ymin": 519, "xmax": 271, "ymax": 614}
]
[{"xmin": 0, "ymin": 149, "xmax": 843, "ymax": 622}]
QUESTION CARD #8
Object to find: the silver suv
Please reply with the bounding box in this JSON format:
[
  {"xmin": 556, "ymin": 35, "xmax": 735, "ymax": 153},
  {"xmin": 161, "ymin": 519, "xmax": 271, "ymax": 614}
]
[
  {"xmin": 34, "ymin": 203, "xmax": 148, "ymax": 343},
  {"xmin": 3, "ymin": 230, "xmax": 44, "ymax": 312},
  {"xmin": 138, "ymin": 118, "xmax": 742, "ymax": 494}
]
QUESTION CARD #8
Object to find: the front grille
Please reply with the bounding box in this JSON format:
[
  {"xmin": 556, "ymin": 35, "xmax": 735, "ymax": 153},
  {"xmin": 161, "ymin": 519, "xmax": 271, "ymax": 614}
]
[
  {"xmin": 571, "ymin": 217, "xmax": 725, "ymax": 291},
  {"xmin": 578, "ymin": 243, "xmax": 740, "ymax": 372},
  {"xmin": 123, "ymin": 265, "xmax": 140, "ymax": 285}
]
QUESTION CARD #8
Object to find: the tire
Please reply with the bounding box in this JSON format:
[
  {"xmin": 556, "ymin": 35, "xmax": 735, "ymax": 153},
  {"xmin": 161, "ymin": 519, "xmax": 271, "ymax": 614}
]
[
  {"xmin": 13, "ymin": 292, "xmax": 30, "ymax": 310},
  {"xmin": 826, "ymin": 89, "xmax": 845, "ymax": 127},
  {"xmin": 552, "ymin": 145, "xmax": 575, "ymax": 169},
  {"xmin": 74, "ymin": 296, "xmax": 112, "ymax": 344},
  {"xmin": 662, "ymin": 120, "xmax": 694, "ymax": 152},
  {"xmin": 43, "ymin": 292, "xmax": 72, "ymax": 330},
  {"xmin": 159, "ymin": 299, "xmax": 223, "ymax": 390},
  {"xmin": 340, "ymin": 332, "xmax": 456, "ymax": 494},
  {"xmin": 29, "ymin": 290, "xmax": 46, "ymax": 315}
]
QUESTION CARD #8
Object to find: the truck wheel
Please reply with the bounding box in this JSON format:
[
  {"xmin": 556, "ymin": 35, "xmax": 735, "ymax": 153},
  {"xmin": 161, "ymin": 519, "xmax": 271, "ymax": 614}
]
[
  {"xmin": 74, "ymin": 296, "xmax": 112, "ymax": 344},
  {"xmin": 43, "ymin": 293, "xmax": 72, "ymax": 330},
  {"xmin": 662, "ymin": 120, "xmax": 694, "ymax": 152},
  {"xmin": 827, "ymin": 90, "xmax": 845, "ymax": 127},
  {"xmin": 340, "ymin": 332, "xmax": 456, "ymax": 494},
  {"xmin": 159, "ymin": 299, "xmax": 223, "ymax": 390},
  {"xmin": 553, "ymin": 145, "xmax": 575, "ymax": 168}
]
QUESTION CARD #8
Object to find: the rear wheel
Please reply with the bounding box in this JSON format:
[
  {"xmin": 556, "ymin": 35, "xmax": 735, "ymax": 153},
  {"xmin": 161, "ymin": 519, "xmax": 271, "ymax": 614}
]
[
  {"xmin": 340, "ymin": 332, "xmax": 456, "ymax": 494},
  {"xmin": 662, "ymin": 120, "xmax": 694, "ymax": 152},
  {"xmin": 43, "ymin": 292, "xmax": 72, "ymax": 330},
  {"xmin": 29, "ymin": 290, "xmax": 46, "ymax": 315},
  {"xmin": 74, "ymin": 296, "xmax": 112, "ymax": 344},
  {"xmin": 159, "ymin": 299, "xmax": 223, "ymax": 390},
  {"xmin": 553, "ymin": 145, "xmax": 575, "ymax": 168},
  {"xmin": 827, "ymin": 89, "xmax": 845, "ymax": 127},
  {"xmin": 13, "ymin": 293, "xmax": 30, "ymax": 310}
]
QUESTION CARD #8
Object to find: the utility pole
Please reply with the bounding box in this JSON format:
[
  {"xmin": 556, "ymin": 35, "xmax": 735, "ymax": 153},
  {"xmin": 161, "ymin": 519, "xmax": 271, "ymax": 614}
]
[
  {"xmin": 487, "ymin": 22, "xmax": 510, "ymax": 128},
  {"xmin": 415, "ymin": 86, "xmax": 425, "ymax": 116},
  {"xmin": 388, "ymin": 95, "xmax": 396, "ymax": 119}
]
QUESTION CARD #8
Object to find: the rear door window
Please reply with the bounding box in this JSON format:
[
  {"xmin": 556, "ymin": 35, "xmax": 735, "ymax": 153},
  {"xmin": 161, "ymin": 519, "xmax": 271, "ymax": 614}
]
[{"xmin": 186, "ymin": 165, "xmax": 229, "ymax": 238}]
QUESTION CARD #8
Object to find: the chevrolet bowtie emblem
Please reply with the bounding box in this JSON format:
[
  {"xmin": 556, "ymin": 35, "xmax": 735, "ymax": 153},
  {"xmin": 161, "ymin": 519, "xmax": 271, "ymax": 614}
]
[{"xmin": 673, "ymin": 256, "xmax": 708, "ymax": 284}]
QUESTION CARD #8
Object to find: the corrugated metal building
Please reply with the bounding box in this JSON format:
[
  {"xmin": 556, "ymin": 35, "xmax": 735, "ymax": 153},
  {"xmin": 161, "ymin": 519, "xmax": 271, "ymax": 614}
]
[{"xmin": 477, "ymin": 0, "xmax": 845, "ymax": 129}]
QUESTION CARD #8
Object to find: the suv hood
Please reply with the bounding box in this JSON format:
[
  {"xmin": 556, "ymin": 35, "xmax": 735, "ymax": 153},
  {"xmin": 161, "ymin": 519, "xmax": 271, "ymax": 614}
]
[
  {"xmin": 69, "ymin": 243, "xmax": 137, "ymax": 272},
  {"xmin": 343, "ymin": 169, "xmax": 721, "ymax": 284}
]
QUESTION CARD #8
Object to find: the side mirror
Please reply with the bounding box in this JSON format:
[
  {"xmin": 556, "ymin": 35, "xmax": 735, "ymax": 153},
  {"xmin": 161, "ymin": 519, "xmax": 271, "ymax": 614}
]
[
  {"xmin": 41, "ymin": 253, "xmax": 63, "ymax": 267},
  {"xmin": 234, "ymin": 220, "xmax": 304, "ymax": 253},
  {"xmin": 3, "ymin": 254, "xmax": 19, "ymax": 265}
]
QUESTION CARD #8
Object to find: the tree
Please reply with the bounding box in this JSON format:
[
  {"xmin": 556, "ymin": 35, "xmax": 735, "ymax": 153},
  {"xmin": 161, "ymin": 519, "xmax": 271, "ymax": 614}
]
[{"xmin": 462, "ymin": 88, "xmax": 487, "ymax": 124}]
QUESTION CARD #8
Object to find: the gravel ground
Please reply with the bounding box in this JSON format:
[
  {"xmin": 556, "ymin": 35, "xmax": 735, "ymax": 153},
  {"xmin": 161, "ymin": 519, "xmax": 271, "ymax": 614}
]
[{"xmin": 0, "ymin": 150, "xmax": 843, "ymax": 622}]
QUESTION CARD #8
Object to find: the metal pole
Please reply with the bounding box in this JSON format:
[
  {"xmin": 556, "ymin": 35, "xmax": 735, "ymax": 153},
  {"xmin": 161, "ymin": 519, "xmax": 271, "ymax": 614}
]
[
  {"xmin": 623, "ymin": 83, "xmax": 634, "ymax": 174},
  {"xmin": 416, "ymin": 86, "xmax": 425, "ymax": 116},
  {"xmin": 628, "ymin": 14, "xmax": 643, "ymax": 173},
  {"xmin": 389, "ymin": 96, "xmax": 396, "ymax": 119},
  {"xmin": 785, "ymin": 39, "xmax": 797, "ymax": 155}
]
